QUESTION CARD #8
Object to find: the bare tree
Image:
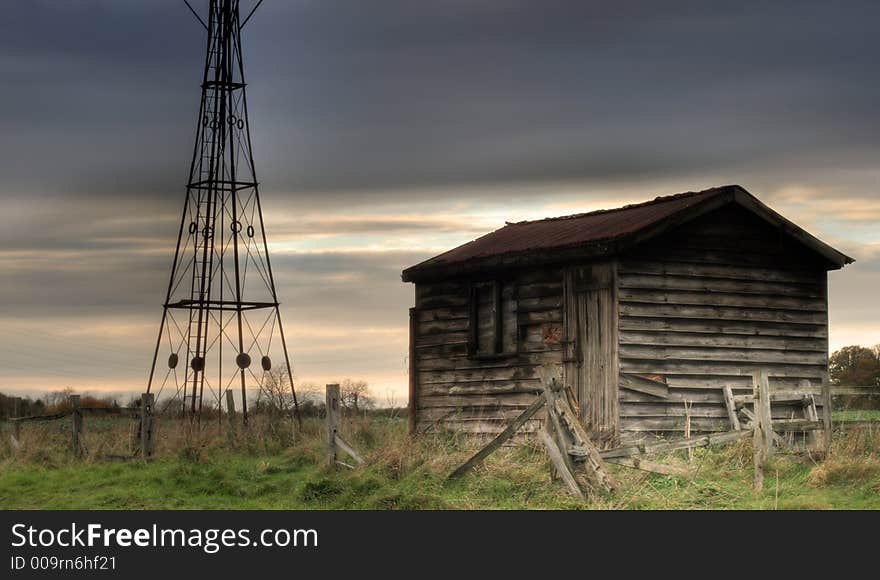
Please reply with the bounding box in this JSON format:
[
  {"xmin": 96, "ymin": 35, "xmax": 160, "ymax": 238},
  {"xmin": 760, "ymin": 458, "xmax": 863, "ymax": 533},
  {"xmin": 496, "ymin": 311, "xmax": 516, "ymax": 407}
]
[
  {"xmin": 340, "ymin": 379, "xmax": 372, "ymax": 412},
  {"xmin": 256, "ymin": 368, "xmax": 297, "ymax": 416},
  {"xmin": 45, "ymin": 386, "xmax": 75, "ymax": 408}
]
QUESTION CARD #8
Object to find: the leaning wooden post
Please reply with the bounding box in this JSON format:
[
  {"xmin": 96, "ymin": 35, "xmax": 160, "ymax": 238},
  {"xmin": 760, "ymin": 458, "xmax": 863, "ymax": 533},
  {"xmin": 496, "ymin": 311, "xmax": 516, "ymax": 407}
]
[
  {"xmin": 70, "ymin": 395, "xmax": 83, "ymax": 458},
  {"xmin": 821, "ymin": 377, "xmax": 833, "ymax": 454},
  {"xmin": 140, "ymin": 393, "xmax": 155, "ymax": 459},
  {"xmin": 326, "ymin": 384, "xmax": 340, "ymax": 468}
]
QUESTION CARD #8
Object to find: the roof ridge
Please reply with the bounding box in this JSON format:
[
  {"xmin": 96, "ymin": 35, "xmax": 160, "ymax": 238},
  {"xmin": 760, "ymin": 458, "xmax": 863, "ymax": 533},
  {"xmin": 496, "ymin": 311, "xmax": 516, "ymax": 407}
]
[{"xmin": 507, "ymin": 185, "xmax": 737, "ymax": 226}]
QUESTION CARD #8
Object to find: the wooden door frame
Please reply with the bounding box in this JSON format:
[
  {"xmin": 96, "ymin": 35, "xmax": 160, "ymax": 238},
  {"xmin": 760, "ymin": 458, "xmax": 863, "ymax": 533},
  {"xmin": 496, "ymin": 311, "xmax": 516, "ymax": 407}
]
[{"xmin": 562, "ymin": 262, "xmax": 620, "ymax": 445}]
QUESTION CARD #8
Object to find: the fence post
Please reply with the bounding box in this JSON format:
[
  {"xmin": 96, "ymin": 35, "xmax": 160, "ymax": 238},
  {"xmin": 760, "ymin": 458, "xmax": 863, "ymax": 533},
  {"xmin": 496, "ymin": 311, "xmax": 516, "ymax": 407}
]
[
  {"xmin": 12, "ymin": 397, "xmax": 21, "ymax": 444},
  {"xmin": 821, "ymin": 377, "xmax": 833, "ymax": 453},
  {"xmin": 752, "ymin": 370, "xmax": 773, "ymax": 492},
  {"xmin": 140, "ymin": 393, "xmax": 155, "ymax": 459},
  {"xmin": 326, "ymin": 384, "xmax": 340, "ymax": 468},
  {"xmin": 225, "ymin": 389, "xmax": 236, "ymax": 441},
  {"xmin": 225, "ymin": 389, "xmax": 236, "ymax": 418},
  {"xmin": 70, "ymin": 395, "xmax": 83, "ymax": 458},
  {"xmin": 758, "ymin": 371, "xmax": 773, "ymax": 458}
]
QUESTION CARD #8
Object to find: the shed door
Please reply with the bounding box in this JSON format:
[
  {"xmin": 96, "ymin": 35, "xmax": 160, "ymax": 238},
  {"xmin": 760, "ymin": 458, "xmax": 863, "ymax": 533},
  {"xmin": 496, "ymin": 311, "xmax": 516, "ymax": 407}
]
[{"xmin": 563, "ymin": 264, "xmax": 619, "ymax": 447}]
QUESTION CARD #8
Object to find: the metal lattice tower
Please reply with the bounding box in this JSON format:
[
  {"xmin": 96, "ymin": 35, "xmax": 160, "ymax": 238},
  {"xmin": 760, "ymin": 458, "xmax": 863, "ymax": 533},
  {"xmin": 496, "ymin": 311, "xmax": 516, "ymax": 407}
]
[{"xmin": 147, "ymin": 0, "xmax": 299, "ymax": 426}]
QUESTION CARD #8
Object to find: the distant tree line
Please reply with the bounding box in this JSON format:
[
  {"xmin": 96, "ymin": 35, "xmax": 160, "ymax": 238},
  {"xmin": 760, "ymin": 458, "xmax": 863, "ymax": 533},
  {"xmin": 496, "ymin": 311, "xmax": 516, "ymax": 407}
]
[
  {"xmin": 0, "ymin": 387, "xmax": 121, "ymax": 420},
  {"xmin": 829, "ymin": 345, "xmax": 880, "ymax": 410},
  {"xmin": 829, "ymin": 345, "xmax": 880, "ymax": 386}
]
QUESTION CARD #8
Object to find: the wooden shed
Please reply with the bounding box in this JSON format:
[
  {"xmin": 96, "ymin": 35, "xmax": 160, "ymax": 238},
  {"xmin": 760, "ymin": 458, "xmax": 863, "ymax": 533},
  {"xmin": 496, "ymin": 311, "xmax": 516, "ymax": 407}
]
[{"xmin": 401, "ymin": 185, "xmax": 853, "ymax": 445}]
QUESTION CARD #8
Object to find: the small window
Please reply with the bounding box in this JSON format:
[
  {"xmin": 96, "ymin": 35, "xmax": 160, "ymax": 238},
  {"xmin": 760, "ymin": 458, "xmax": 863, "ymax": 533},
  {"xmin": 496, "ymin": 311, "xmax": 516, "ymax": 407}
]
[{"xmin": 468, "ymin": 280, "xmax": 516, "ymax": 357}]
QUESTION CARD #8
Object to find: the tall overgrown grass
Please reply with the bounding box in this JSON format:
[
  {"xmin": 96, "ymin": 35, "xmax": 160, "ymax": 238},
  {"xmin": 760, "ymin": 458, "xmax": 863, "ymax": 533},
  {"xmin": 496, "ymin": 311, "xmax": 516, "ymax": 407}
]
[{"xmin": 0, "ymin": 415, "xmax": 878, "ymax": 509}]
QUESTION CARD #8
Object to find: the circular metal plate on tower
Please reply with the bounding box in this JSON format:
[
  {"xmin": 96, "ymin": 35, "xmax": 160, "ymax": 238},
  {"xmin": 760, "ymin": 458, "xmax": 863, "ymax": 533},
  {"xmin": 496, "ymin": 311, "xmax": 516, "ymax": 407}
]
[
  {"xmin": 231, "ymin": 220, "xmax": 242, "ymax": 233},
  {"xmin": 247, "ymin": 225, "xmax": 255, "ymax": 238},
  {"xmin": 236, "ymin": 352, "xmax": 252, "ymax": 369},
  {"xmin": 261, "ymin": 355, "xmax": 272, "ymax": 371},
  {"xmin": 190, "ymin": 356, "xmax": 205, "ymax": 372},
  {"xmin": 189, "ymin": 222, "xmax": 197, "ymax": 234},
  {"xmin": 168, "ymin": 353, "xmax": 179, "ymax": 369}
]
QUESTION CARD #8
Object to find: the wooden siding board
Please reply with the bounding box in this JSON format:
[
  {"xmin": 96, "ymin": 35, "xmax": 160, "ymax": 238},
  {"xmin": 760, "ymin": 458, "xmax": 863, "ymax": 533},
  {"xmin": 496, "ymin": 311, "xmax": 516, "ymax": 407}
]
[
  {"xmin": 619, "ymin": 303, "xmax": 826, "ymax": 325},
  {"xmin": 618, "ymin": 273, "xmax": 824, "ymax": 298},
  {"xmin": 619, "ymin": 344, "xmax": 828, "ymax": 365},
  {"xmin": 618, "ymin": 288, "xmax": 826, "ymax": 311},
  {"xmin": 618, "ymin": 260, "xmax": 823, "ymax": 284},
  {"xmin": 619, "ymin": 330, "xmax": 826, "ymax": 352},
  {"xmin": 619, "ymin": 316, "xmax": 827, "ymax": 338}
]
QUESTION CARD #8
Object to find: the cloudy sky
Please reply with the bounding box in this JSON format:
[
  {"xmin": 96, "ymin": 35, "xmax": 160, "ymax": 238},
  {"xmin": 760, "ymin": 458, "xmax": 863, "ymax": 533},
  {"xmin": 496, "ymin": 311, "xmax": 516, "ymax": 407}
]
[{"xmin": 1, "ymin": 0, "xmax": 878, "ymax": 401}]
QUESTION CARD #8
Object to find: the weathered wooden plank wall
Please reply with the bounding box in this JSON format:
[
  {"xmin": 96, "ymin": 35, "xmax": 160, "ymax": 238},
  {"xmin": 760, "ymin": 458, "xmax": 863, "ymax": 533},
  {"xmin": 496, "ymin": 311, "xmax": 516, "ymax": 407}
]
[
  {"xmin": 616, "ymin": 205, "xmax": 829, "ymax": 440},
  {"xmin": 412, "ymin": 269, "xmax": 563, "ymax": 435}
]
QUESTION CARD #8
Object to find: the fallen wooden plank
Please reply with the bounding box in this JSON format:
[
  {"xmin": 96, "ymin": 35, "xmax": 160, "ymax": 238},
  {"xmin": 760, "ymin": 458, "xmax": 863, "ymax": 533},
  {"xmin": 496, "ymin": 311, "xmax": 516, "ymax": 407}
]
[
  {"xmin": 596, "ymin": 430, "xmax": 751, "ymax": 459},
  {"xmin": 620, "ymin": 373, "xmax": 670, "ymax": 399},
  {"xmin": 605, "ymin": 457, "xmax": 691, "ymax": 477},
  {"xmin": 334, "ymin": 434, "xmax": 365, "ymax": 465},
  {"xmin": 539, "ymin": 429, "xmax": 585, "ymax": 499},
  {"xmin": 448, "ymin": 392, "xmax": 546, "ymax": 479}
]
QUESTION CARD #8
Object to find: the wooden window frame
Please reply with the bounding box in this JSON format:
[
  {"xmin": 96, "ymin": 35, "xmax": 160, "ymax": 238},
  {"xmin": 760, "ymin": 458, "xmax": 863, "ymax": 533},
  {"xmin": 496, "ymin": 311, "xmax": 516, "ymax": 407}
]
[{"xmin": 467, "ymin": 279, "xmax": 516, "ymax": 359}]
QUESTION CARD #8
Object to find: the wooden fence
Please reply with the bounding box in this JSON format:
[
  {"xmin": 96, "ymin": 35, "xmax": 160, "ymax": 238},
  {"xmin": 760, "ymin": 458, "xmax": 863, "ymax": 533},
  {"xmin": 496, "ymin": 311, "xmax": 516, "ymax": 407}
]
[{"xmin": 7, "ymin": 393, "xmax": 155, "ymax": 459}]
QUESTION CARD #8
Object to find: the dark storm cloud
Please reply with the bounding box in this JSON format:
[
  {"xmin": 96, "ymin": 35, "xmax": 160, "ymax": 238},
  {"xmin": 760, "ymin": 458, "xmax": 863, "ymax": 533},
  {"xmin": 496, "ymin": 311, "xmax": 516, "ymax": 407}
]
[
  {"xmin": 3, "ymin": 1, "xmax": 879, "ymax": 394},
  {"xmin": 2, "ymin": 0, "xmax": 879, "ymax": 201}
]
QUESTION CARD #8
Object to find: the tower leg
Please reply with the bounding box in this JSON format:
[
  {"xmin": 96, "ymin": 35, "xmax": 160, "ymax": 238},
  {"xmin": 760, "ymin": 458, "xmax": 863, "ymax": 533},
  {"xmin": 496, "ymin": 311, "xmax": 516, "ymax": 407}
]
[{"xmin": 276, "ymin": 305, "xmax": 302, "ymax": 430}]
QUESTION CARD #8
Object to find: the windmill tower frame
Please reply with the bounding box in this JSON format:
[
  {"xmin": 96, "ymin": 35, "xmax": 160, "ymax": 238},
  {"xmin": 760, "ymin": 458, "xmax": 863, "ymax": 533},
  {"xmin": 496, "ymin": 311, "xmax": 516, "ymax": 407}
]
[{"xmin": 147, "ymin": 0, "xmax": 299, "ymax": 426}]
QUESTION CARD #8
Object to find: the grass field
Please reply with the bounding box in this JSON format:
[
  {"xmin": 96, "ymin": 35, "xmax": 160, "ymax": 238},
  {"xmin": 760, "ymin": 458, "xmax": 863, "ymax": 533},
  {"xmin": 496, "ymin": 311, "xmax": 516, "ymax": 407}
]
[
  {"xmin": 1, "ymin": 415, "xmax": 879, "ymax": 510},
  {"xmin": 834, "ymin": 409, "xmax": 880, "ymax": 422}
]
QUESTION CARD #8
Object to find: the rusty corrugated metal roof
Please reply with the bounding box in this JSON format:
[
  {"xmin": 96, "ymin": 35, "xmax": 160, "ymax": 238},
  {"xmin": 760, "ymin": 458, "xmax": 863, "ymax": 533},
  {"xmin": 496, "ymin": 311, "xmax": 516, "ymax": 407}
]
[{"xmin": 401, "ymin": 184, "xmax": 853, "ymax": 282}]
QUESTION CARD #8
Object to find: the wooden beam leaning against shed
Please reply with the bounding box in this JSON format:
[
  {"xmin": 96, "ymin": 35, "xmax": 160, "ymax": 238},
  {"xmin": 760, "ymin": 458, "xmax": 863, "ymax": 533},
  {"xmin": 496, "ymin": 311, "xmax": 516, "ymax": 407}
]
[
  {"xmin": 447, "ymin": 392, "xmax": 547, "ymax": 479},
  {"xmin": 538, "ymin": 428, "xmax": 584, "ymax": 499},
  {"xmin": 544, "ymin": 377, "xmax": 616, "ymax": 493}
]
